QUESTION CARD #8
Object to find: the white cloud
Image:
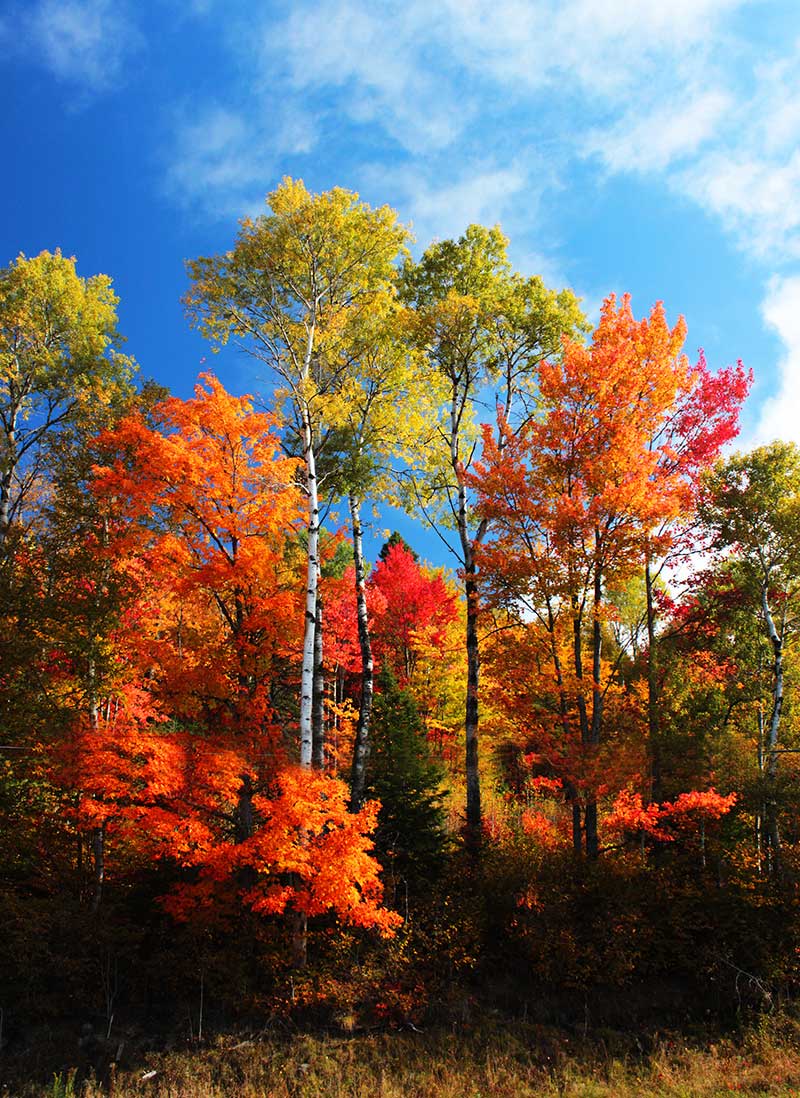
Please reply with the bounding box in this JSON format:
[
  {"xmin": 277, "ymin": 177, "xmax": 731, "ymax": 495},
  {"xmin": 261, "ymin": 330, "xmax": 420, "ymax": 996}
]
[
  {"xmin": 585, "ymin": 90, "xmax": 731, "ymax": 174},
  {"xmin": 165, "ymin": 105, "xmax": 271, "ymax": 216},
  {"xmin": 257, "ymin": 0, "xmax": 741, "ymax": 156},
  {"xmin": 386, "ymin": 164, "xmax": 528, "ymax": 246},
  {"xmin": 163, "ymin": 101, "xmax": 321, "ymax": 218},
  {"xmin": 262, "ymin": 0, "xmax": 464, "ymax": 155},
  {"xmin": 160, "ymin": 0, "xmax": 800, "ymax": 274},
  {"xmin": 680, "ymin": 150, "xmax": 800, "ymax": 260},
  {"xmin": 439, "ymin": 0, "xmax": 740, "ymax": 96},
  {"xmin": 749, "ymin": 276, "xmax": 800, "ymax": 447},
  {"xmin": 576, "ymin": 27, "xmax": 800, "ymax": 263},
  {"xmin": 24, "ymin": 0, "xmax": 142, "ymax": 92}
]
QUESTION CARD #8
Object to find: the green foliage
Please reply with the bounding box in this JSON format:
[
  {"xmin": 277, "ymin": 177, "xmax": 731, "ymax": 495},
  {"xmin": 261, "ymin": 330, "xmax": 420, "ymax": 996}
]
[
  {"xmin": 701, "ymin": 441, "xmax": 800, "ymax": 584},
  {"xmin": 49, "ymin": 1071, "xmax": 77, "ymax": 1098},
  {"xmin": 366, "ymin": 668, "xmax": 449, "ymax": 889},
  {"xmin": 378, "ymin": 531, "xmax": 418, "ymax": 563},
  {"xmin": 0, "ymin": 249, "xmax": 137, "ymax": 541}
]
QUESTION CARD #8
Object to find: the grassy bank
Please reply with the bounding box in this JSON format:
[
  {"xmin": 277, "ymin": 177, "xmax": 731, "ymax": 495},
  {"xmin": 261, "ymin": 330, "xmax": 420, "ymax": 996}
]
[{"xmin": 8, "ymin": 1014, "xmax": 800, "ymax": 1098}]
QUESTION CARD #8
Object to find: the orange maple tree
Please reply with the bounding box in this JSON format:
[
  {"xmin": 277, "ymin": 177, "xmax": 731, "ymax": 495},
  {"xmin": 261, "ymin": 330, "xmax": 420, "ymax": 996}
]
[
  {"xmin": 472, "ymin": 295, "xmax": 745, "ymax": 856},
  {"xmin": 62, "ymin": 375, "xmax": 398, "ymax": 939}
]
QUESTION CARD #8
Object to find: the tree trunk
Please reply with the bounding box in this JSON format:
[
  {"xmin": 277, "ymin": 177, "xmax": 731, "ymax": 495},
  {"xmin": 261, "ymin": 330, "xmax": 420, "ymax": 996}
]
[
  {"xmin": 464, "ymin": 556, "xmax": 482, "ymax": 845},
  {"xmin": 91, "ymin": 822, "xmax": 106, "ymax": 914},
  {"xmin": 291, "ymin": 910, "xmax": 308, "ymax": 969},
  {"xmin": 762, "ymin": 580, "xmax": 784, "ymax": 871},
  {"xmin": 756, "ymin": 698, "xmax": 764, "ymax": 875},
  {"xmin": 590, "ymin": 547, "xmax": 603, "ymax": 748},
  {"xmin": 584, "ymin": 549, "xmax": 604, "ymax": 859},
  {"xmin": 644, "ymin": 549, "xmax": 662, "ymax": 805},
  {"xmin": 572, "ymin": 594, "xmax": 590, "ymax": 745},
  {"xmin": 295, "ymin": 404, "xmax": 318, "ymax": 971},
  {"xmin": 0, "ymin": 418, "xmax": 16, "ymax": 547},
  {"xmin": 547, "ymin": 600, "xmax": 582, "ymax": 853},
  {"xmin": 349, "ymin": 493, "xmax": 375, "ymax": 812},
  {"xmin": 235, "ymin": 774, "xmax": 255, "ymax": 843},
  {"xmin": 299, "ymin": 409, "xmax": 319, "ymax": 768},
  {"xmin": 453, "ymin": 404, "xmax": 482, "ymax": 844},
  {"xmin": 312, "ymin": 596, "xmax": 325, "ymax": 770},
  {"xmin": 584, "ymin": 802, "xmax": 598, "ymax": 860},
  {"xmin": 0, "ymin": 468, "xmax": 12, "ymax": 545}
]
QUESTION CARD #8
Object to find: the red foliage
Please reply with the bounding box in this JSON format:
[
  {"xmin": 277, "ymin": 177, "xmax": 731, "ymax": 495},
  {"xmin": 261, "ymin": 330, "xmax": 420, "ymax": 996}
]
[
  {"xmin": 368, "ymin": 542, "xmax": 458, "ymax": 684},
  {"xmin": 605, "ymin": 787, "xmax": 737, "ymax": 844}
]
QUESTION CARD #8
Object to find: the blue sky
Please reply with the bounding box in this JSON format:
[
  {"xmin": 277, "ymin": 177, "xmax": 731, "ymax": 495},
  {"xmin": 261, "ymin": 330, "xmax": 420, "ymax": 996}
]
[{"xmin": 4, "ymin": 0, "xmax": 800, "ymax": 560}]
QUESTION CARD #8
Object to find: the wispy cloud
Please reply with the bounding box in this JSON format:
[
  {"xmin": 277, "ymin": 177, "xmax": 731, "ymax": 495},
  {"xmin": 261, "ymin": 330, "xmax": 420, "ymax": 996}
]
[
  {"xmin": 681, "ymin": 151, "xmax": 800, "ymax": 261},
  {"xmin": 382, "ymin": 163, "xmax": 529, "ymax": 246},
  {"xmin": 675, "ymin": 50, "xmax": 800, "ymax": 262},
  {"xmin": 164, "ymin": 2, "xmax": 745, "ymax": 206},
  {"xmin": 441, "ymin": 0, "xmax": 740, "ymax": 97},
  {"xmin": 23, "ymin": 0, "xmax": 142, "ymax": 93},
  {"xmin": 162, "ymin": 100, "xmax": 320, "ymax": 219},
  {"xmin": 578, "ymin": 25, "xmax": 800, "ymax": 264},
  {"xmin": 748, "ymin": 276, "xmax": 800, "ymax": 447},
  {"xmin": 585, "ymin": 91, "xmax": 732, "ymax": 175},
  {"xmin": 160, "ymin": 0, "xmax": 800, "ymax": 282},
  {"xmin": 261, "ymin": 1, "xmax": 465, "ymax": 156}
]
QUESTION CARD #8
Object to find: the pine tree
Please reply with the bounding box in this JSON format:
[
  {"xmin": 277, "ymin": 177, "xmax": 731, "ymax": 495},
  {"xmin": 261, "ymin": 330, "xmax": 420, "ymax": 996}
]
[{"xmin": 366, "ymin": 668, "xmax": 448, "ymax": 891}]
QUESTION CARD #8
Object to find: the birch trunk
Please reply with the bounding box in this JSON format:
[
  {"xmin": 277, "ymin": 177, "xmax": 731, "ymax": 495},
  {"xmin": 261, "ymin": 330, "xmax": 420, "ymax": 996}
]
[
  {"xmin": 644, "ymin": 548, "xmax": 662, "ymax": 805},
  {"xmin": 86, "ymin": 658, "xmax": 106, "ymax": 912},
  {"xmin": 311, "ymin": 596, "xmax": 325, "ymax": 770},
  {"xmin": 0, "ymin": 410, "xmax": 17, "ymax": 546},
  {"xmin": 299, "ymin": 408, "xmax": 319, "ymax": 769},
  {"xmin": 761, "ymin": 579, "xmax": 784, "ymax": 869},
  {"xmin": 348, "ymin": 493, "xmax": 375, "ymax": 811},
  {"xmin": 0, "ymin": 467, "xmax": 12, "ymax": 544}
]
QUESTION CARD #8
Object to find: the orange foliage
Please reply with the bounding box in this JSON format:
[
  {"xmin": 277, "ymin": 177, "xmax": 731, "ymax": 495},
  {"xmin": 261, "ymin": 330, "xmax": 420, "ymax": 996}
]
[
  {"xmin": 604, "ymin": 787, "xmax": 737, "ymax": 843},
  {"xmin": 58, "ymin": 375, "xmax": 397, "ymax": 939}
]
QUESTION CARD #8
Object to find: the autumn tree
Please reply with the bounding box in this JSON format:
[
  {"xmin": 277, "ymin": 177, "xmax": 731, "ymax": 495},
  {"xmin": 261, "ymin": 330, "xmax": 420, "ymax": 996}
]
[
  {"xmin": 399, "ymin": 226, "xmax": 586, "ymax": 840},
  {"xmin": 320, "ymin": 297, "xmax": 439, "ymax": 809},
  {"xmin": 700, "ymin": 442, "xmax": 800, "ymax": 870},
  {"xmin": 0, "ymin": 249, "xmax": 136, "ymax": 547},
  {"xmin": 185, "ymin": 179, "xmax": 409, "ymax": 769},
  {"xmin": 0, "ymin": 250, "xmax": 139, "ymax": 912},
  {"xmin": 369, "ymin": 539, "xmax": 459, "ymax": 687},
  {"xmin": 639, "ymin": 349, "xmax": 750, "ymax": 802},
  {"xmin": 472, "ymin": 295, "xmax": 743, "ymax": 856},
  {"xmin": 76, "ymin": 375, "xmax": 398, "ymax": 952}
]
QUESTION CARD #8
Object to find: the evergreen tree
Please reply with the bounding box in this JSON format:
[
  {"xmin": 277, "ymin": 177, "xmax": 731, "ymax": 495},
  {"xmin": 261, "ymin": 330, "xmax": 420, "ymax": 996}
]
[
  {"xmin": 378, "ymin": 531, "xmax": 418, "ymax": 563},
  {"xmin": 366, "ymin": 667, "xmax": 448, "ymax": 891}
]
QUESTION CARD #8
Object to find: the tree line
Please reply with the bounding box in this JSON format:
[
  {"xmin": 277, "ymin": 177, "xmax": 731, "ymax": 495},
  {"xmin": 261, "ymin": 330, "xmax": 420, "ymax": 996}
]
[{"xmin": 2, "ymin": 181, "xmax": 799, "ymax": 1044}]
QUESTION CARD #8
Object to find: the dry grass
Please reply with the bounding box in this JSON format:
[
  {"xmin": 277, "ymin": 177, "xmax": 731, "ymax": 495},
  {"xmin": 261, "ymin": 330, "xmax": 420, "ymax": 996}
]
[{"xmin": 8, "ymin": 1015, "xmax": 800, "ymax": 1098}]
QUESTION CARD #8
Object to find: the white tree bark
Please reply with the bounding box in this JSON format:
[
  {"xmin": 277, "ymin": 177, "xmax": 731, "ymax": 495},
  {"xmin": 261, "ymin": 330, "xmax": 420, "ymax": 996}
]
[{"xmin": 299, "ymin": 408, "xmax": 319, "ymax": 769}]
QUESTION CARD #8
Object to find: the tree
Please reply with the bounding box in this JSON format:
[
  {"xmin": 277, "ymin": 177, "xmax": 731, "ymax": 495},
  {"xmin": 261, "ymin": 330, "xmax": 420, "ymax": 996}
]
[
  {"xmin": 378, "ymin": 531, "xmax": 418, "ymax": 563},
  {"xmin": 0, "ymin": 249, "xmax": 135, "ymax": 546},
  {"xmin": 366, "ymin": 667, "xmax": 448, "ymax": 892},
  {"xmin": 319, "ymin": 296, "xmax": 438, "ymax": 810},
  {"xmin": 639, "ymin": 349, "xmax": 750, "ymax": 802},
  {"xmin": 399, "ymin": 226, "xmax": 586, "ymax": 842},
  {"xmin": 369, "ymin": 540, "xmax": 459, "ymax": 686},
  {"xmin": 74, "ymin": 375, "xmax": 399, "ymax": 950},
  {"xmin": 472, "ymin": 294, "xmax": 739, "ymax": 856},
  {"xmin": 185, "ymin": 178, "xmax": 409, "ymax": 768},
  {"xmin": 700, "ymin": 442, "xmax": 800, "ymax": 870}
]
